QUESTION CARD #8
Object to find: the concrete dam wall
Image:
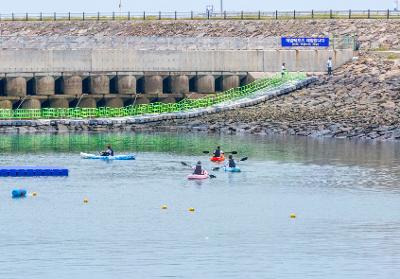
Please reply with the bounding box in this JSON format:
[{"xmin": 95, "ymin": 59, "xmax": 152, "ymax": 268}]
[
  {"xmin": 0, "ymin": 48, "xmax": 353, "ymax": 73},
  {"xmin": 0, "ymin": 36, "xmax": 354, "ymax": 109}
]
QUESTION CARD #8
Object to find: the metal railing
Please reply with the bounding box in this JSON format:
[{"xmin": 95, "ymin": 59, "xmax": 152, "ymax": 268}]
[
  {"xmin": 0, "ymin": 10, "xmax": 399, "ymax": 21},
  {"xmin": 0, "ymin": 73, "xmax": 306, "ymax": 120}
]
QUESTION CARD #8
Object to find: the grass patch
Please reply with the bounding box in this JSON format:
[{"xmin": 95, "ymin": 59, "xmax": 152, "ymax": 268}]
[{"xmin": 386, "ymin": 53, "xmax": 399, "ymax": 60}]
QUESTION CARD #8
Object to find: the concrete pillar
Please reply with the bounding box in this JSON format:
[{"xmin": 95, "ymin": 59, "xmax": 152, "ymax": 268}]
[
  {"xmin": 36, "ymin": 76, "xmax": 55, "ymax": 95},
  {"xmin": 50, "ymin": 99, "xmax": 69, "ymax": 108},
  {"xmin": 64, "ymin": 76, "xmax": 82, "ymax": 95},
  {"xmin": 135, "ymin": 96, "xmax": 150, "ymax": 104},
  {"xmin": 196, "ymin": 75, "xmax": 215, "ymax": 93},
  {"xmin": 21, "ymin": 99, "xmax": 41, "ymax": 109},
  {"xmin": 79, "ymin": 98, "xmax": 97, "ymax": 108},
  {"xmin": 222, "ymin": 75, "xmax": 240, "ymax": 91},
  {"xmin": 0, "ymin": 100, "xmax": 13, "ymax": 109},
  {"xmin": 105, "ymin": 98, "xmax": 124, "ymax": 108},
  {"xmin": 144, "ymin": 76, "xmax": 163, "ymax": 94},
  {"xmin": 244, "ymin": 74, "xmax": 256, "ymax": 84},
  {"xmin": 90, "ymin": 75, "xmax": 109, "ymax": 94},
  {"xmin": 6, "ymin": 77, "xmax": 26, "ymax": 97},
  {"xmin": 118, "ymin": 75, "xmax": 136, "ymax": 94},
  {"xmin": 170, "ymin": 75, "xmax": 189, "ymax": 94}
]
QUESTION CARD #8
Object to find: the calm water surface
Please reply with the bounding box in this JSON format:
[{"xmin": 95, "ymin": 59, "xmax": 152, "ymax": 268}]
[{"xmin": 0, "ymin": 133, "xmax": 399, "ymax": 279}]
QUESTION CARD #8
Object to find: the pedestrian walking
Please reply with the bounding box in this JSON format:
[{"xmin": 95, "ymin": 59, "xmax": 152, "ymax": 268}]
[
  {"xmin": 281, "ymin": 63, "xmax": 286, "ymax": 77},
  {"xmin": 327, "ymin": 57, "xmax": 333, "ymax": 76}
]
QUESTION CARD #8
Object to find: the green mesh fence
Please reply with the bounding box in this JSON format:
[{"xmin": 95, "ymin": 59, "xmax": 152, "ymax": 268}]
[{"xmin": 0, "ymin": 73, "xmax": 305, "ymax": 120}]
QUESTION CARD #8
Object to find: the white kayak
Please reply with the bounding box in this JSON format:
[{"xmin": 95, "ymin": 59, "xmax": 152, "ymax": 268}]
[{"xmin": 80, "ymin": 152, "xmax": 136, "ymax": 160}]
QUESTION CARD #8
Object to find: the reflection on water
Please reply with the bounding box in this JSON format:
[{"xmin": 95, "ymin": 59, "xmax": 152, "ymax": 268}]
[
  {"xmin": 0, "ymin": 132, "xmax": 399, "ymax": 279},
  {"xmin": 1, "ymin": 132, "xmax": 400, "ymax": 167}
]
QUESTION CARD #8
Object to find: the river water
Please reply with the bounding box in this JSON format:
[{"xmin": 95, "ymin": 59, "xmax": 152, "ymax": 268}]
[{"xmin": 0, "ymin": 132, "xmax": 399, "ymax": 279}]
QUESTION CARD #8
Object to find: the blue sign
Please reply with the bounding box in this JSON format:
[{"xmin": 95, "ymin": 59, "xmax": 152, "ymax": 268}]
[{"xmin": 281, "ymin": 37, "xmax": 330, "ymax": 47}]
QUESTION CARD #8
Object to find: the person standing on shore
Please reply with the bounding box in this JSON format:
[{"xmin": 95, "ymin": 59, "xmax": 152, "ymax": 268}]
[
  {"xmin": 281, "ymin": 63, "xmax": 287, "ymax": 77},
  {"xmin": 327, "ymin": 57, "xmax": 333, "ymax": 76}
]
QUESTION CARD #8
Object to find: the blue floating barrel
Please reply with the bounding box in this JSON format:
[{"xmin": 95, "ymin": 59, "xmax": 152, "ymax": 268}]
[
  {"xmin": 12, "ymin": 189, "xmax": 27, "ymax": 198},
  {"xmin": 0, "ymin": 167, "xmax": 68, "ymax": 177}
]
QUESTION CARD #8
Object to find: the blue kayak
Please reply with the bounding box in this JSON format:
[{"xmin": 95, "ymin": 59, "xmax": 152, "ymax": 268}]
[
  {"xmin": 80, "ymin": 152, "xmax": 135, "ymax": 160},
  {"xmin": 223, "ymin": 166, "xmax": 241, "ymax": 172}
]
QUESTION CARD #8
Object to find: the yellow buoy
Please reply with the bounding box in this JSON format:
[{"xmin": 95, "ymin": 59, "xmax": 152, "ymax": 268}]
[
  {"xmin": 31, "ymin": 192, "xmax": 37, "ymax": 197},
  {"xmin": 188, "ymin": 207, "xmax": 195, "ymax": 212},
  {"xmin": 161, "ymin": 205, "xmax": 168, "ymax": 210},
  {"xmin": 290, "ymin": 213, "xmax": 296, "ymax": 219},
  {"xmin": 83, "ymin": 198, "xmax": 89, "ymax": 204}
]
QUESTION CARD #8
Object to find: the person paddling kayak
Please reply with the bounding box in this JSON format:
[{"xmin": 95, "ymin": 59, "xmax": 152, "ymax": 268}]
[
  {"xmin": 226, "ymin": 154, "xmax": 237, "ymax": 168},
  {"xmin": 193, "ymin": 161, "xmax": 204, "ymax": 175},
  {"xmin": 101, "ymin": 145, "xmax": 114, "ymax": 156},
  {"xmin": 213, "ymin": 146, "xmax": 224, "ymax": 158}
]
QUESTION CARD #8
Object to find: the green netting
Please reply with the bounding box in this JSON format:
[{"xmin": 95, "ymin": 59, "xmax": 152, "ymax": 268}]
[{"xmin": 0, "ymin": 73, "xmax": 305, "ymax": 120}]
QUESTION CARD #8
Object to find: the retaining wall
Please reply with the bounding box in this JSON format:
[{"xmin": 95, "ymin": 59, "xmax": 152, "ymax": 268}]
[
  {"xmin": 0, "ymin": 48, "xmax": 353, "ymax": 73},
  {"xmin": 0, "ymin": 77, "xmax": 316, "ymax": 133}
]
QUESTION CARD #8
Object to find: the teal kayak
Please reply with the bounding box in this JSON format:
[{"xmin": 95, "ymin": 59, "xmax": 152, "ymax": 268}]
[
  {"xmin": 80, "ymin": 152, "xmax": 135, "ymax": 160},
  {"xmin": 223, "ymin": 166, "xmax": 241, "ymax": 172}
]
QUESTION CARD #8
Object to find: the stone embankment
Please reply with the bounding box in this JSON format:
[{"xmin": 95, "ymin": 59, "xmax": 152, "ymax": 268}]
[
  {"xmin": 1, "ymin": 53, "xmax": 399, "ymax": 141},
  {"xmin": 1, "ymin": 19, "xmax": 399, "ymax": 49},
  {"xmin": 157, "ymin": 52, "xmax": 400, "ymax": 141}
]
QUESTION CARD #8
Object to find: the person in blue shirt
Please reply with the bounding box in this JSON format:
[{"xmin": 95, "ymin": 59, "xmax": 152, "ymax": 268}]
[
  {"xmin": 213, "ymin": 146, "xmax": 223, "ymax": 157},
  {"xmin": 227, "ymin": 154, "xmax": 236, "ymax": 168}
]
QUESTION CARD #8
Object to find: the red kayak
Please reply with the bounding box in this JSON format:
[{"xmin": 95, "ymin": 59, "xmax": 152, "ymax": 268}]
[{"xmin": 210, "ymin": 154, "xmax": 225, "ymax": 162}]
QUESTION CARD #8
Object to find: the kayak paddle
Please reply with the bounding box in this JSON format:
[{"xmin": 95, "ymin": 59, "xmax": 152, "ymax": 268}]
[
  {"xmin": 181, "ymin": 161, "xmax": 191, "ymax": 168},
  {"xmin": 203, "ymin": 151, "xmax": 238, "ymax": 154},
  {"xmin": 209, "ymin": 174, "xmax": 217, "ymax": 179}
]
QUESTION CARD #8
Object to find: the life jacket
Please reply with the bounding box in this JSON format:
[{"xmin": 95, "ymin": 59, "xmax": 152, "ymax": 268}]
[
  {"xmin": 228, "ymin": 159, "xmax": 236, "ymax": 168},
  {"xmin": 214, "ymin": 149, "xmax": 221, "ymax": 157},
  {"xmin": 194, "ymin": 165, "xmax": 203, "ymax": 175},
  {"xmin": 102, "ymin": 148, "xmax": 114, "ymax": 156}
]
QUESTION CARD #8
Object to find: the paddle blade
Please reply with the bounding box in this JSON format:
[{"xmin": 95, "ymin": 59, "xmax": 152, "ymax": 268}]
[
  {"xmin": 240, "ymin": 157, "xmax": 248, "ymax": 162},
  {"xmin": 230, "ymin": 151, "xmax": 238, "ymax": 154},
  {"xmin": 181, "ymin": 161, "xmax": 189, "ymax": 167},
  {"xmin": 202, "ymin": 151, "xmax": 210, "ymax": 154},
  {"xmin": 209, "ymin": 174, "xmax": 217, "ymax": 179},
  {"xmin": 212, "ymin": 167, "xmax": 220, "ymax": 171}
]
